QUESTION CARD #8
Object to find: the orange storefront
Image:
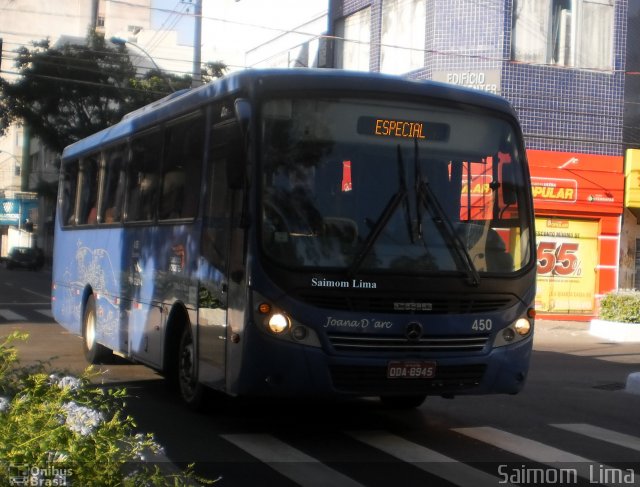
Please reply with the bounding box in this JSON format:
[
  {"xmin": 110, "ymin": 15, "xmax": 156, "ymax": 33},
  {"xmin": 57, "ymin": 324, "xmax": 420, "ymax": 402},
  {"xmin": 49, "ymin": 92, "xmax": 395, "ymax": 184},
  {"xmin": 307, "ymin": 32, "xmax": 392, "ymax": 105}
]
[{"xmin": 528, "ymin": 150, "xmax": 624, "ymax": 321}]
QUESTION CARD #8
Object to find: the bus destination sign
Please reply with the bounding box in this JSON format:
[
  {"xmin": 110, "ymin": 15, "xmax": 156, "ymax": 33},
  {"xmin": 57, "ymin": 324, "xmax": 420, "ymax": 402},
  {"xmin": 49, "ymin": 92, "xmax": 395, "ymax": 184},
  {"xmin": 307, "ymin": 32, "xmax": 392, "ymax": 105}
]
[{"xmin": 357, "ymin": 116, "xmax": 449, "ymax": 141}]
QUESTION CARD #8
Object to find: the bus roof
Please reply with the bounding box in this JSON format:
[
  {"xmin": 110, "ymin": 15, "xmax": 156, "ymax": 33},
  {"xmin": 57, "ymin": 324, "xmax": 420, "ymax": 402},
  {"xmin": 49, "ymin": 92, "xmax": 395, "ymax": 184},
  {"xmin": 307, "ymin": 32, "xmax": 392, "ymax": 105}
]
[{"xmin": 61, "ymin": 68, "xmax": 518, "ymax": 161}]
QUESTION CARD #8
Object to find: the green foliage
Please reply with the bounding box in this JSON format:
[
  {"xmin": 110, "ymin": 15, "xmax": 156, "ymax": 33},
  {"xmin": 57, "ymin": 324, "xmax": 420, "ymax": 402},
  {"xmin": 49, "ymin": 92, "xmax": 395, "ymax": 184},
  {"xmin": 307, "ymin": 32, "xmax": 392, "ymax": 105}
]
[
  {"xmin": 0, "ymin": 331, "xmax": 214, "ymax": 486},
  {"xmin": 202, "ymin": 61, "xmax": 227, "ymax": 83},
  {"xmin": 0, "ymin": 31, "xmax": 226, "ymax": 154},
  {"xmin": 1, "ymin": 32, "xmax": 143, "ymax": 152},
  {"xmin": 599, "ymin": 290, "xmax": 640, "ymax": 323}
]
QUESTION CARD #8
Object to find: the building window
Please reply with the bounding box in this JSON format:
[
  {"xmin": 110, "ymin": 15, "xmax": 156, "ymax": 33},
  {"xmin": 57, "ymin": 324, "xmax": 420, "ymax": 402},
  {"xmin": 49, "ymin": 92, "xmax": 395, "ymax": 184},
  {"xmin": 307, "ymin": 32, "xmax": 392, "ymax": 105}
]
[
  {"xmin": 380, "ymin": 0, "xmax": 426, "ymax": 75},
  {"xmin": 335, "ymin": 7, "xmax": 371, "ymax": 71},
  {"xmin": 512, "ymin": 0, "xmax": 614, "ymax": 70}
]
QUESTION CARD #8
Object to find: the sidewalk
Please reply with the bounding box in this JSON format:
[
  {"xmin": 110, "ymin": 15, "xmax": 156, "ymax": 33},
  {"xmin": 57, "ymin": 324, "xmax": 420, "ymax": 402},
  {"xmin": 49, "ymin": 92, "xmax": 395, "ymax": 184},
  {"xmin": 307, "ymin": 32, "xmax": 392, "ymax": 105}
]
[{"xmin": 535, "ymin": 319, "xmax": 640, "ymax": 394}]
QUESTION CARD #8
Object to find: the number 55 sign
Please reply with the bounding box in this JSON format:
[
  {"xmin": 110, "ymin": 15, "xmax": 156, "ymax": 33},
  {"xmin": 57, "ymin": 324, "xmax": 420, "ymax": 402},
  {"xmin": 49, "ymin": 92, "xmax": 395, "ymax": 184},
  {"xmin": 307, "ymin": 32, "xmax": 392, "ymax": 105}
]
[
  {"xmin": 537, "ymin": 241, "xmax": 581, "ymax": 277},
  {"xmin": 534, "ymin": 219, "xmax": 598, "ymax": 313}
]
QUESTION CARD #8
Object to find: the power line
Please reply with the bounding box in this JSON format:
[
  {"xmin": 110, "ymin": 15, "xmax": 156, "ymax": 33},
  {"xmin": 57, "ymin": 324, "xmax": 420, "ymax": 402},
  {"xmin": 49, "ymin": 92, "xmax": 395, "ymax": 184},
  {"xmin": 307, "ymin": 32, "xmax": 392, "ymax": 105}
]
[
  {"xmin": 2, "ymin": 43, "xmax": 639, "ymax": 115},
  {"xmin": 0, "ymin": 69, "xmax": 168, "ymax": 95},
  {"xmin": 2, "ymin": 3, "xmax": 639, "ymax": 78}
]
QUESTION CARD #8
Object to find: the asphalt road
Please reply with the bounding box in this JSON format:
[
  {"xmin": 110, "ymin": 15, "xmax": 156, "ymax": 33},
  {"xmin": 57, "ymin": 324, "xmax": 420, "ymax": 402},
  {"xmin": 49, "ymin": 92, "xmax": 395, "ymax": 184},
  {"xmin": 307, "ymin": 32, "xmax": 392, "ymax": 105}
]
[{"xmin": 2, "ymin": 267, "xmax": 640, "ymax": 486}]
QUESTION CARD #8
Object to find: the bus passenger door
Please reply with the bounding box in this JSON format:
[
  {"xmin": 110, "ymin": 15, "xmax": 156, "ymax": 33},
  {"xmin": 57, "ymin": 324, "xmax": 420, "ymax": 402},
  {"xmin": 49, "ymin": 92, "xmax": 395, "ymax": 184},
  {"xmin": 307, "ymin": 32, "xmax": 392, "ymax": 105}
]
[{"xmin": 197, "ymin": 117, "xmax": 236, "ymax": 390}]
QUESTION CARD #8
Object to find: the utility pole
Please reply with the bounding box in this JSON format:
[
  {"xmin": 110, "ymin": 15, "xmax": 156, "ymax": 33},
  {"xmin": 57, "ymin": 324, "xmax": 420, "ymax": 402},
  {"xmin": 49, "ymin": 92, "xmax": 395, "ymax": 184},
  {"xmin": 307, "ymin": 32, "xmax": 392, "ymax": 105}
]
[{"xmin": 192, "ymin": 0, "xmax": 202, "ymax": 87}]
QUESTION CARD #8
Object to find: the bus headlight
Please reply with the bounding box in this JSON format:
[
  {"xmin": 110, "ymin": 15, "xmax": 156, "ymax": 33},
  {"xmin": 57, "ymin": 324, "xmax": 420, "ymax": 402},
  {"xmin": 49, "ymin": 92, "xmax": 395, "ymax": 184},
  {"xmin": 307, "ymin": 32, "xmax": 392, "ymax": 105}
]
[
  {"xmin": 514, "ymin": 318, "xmax": 531, "ymax": 336},
  {"xmin": 267, "ymin": 313, "xmax": 290, "ymax": 334},
  {"xmin": 254, "ymin": 295, "xmax": 322, "ymax": 347},
  {"xmin": 493, "ymin": 316, "xmax": 533, "ymax": 348}
]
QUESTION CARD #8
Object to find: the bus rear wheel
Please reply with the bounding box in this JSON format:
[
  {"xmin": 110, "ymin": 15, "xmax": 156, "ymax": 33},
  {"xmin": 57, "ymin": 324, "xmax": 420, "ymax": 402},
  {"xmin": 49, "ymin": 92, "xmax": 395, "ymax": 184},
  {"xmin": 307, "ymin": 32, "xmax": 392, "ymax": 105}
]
[
  {"xmin": 82, "ymin": 295, "xmax": 111, "ymax": 364},
  {"xmin": 380, "ymin": 394, "xmax": 427, "ymax": 409},
  {"xmin": 177, "ymin": 325, "xmax": 206, "ymax": 410}
]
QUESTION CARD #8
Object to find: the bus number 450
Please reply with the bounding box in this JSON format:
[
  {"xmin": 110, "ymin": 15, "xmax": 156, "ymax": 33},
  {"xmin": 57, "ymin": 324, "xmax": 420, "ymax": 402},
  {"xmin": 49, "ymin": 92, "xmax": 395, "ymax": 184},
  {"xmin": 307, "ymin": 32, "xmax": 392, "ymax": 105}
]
[{"xmin": 472, "ymin": 319, "xmax": 492, "ymax": 331}]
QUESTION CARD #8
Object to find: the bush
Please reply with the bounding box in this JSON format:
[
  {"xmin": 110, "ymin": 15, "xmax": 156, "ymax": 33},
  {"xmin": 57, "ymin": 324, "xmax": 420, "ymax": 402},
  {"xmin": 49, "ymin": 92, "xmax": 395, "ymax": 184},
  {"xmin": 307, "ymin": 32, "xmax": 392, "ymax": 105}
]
[
  {"xmin": 599, "ymin": 289, "xmax": 640, "ymax": 324},
  {"xmin": 0, "ymin": 331, "xmax": 211, "ymax": 486}
]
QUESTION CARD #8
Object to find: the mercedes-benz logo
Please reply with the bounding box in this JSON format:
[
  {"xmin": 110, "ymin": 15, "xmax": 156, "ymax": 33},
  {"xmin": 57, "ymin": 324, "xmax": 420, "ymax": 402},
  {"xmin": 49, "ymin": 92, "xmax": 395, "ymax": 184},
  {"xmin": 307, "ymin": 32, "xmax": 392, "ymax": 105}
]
[{"xmin": 405, "ymin": 321, "xmax": 423, "ymax": 341}]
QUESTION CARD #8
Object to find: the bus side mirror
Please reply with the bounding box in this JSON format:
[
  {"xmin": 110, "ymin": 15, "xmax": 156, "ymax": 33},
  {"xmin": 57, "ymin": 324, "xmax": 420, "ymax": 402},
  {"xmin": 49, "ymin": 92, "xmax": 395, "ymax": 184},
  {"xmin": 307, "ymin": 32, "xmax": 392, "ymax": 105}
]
[
  {"xmin": 501, "ymin": 163, "xmax": 517, "ymax": 206},
  {"xmin": 234, "ymin": 98, "xmax": 251, "ymax": 136},
  {"xmin": 226, "ymin": 99, "xmax": 252, "ymax": 190}
]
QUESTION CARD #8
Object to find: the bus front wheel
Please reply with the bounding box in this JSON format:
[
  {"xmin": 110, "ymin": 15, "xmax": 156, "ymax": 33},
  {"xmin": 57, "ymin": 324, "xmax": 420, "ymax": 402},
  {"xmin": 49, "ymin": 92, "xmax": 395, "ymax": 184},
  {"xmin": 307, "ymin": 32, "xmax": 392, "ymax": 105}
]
[
  {"xmin": 82, "ymin": 295, "xmax": 111, "ymax": 364},
  {"xmin": 177, "ymin": 325, "xmax": 206, "ymax": 410}
]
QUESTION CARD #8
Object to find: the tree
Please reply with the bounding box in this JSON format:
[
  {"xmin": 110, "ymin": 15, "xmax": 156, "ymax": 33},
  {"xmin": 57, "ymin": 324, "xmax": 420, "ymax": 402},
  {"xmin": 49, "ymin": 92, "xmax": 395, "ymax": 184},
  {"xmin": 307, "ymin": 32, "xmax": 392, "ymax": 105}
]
[
  {"xmin": 202, "ymin": 61, "xmax": 228, "ymax": 83},
  {"xmin": 0, "ymin": 32, "xmax": 225, "ymax": 154}
]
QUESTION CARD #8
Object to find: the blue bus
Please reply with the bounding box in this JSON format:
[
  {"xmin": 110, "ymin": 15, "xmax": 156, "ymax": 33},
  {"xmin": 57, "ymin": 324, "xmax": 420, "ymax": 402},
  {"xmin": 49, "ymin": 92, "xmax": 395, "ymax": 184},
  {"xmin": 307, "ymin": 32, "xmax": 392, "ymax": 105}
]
[{"xmin": 52, "ymin": 69, "xmax": 536, "ymax": 409}]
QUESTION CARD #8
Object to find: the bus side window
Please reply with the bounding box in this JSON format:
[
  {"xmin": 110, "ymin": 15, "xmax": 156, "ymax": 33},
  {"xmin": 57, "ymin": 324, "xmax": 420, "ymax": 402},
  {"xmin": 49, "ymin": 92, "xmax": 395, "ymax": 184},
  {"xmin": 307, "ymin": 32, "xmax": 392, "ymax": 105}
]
[
  {"xmin": 77, "ymin": 154, "xmax": 100, "ymax": 225},
  {"xmin": 202, "ymin": 105, "xmax": 235, "ymax": 270},
  {"xmin": 160, "ymin": 112, "xmax": 204, "ymax": 220},
  {"xmin": 100, "ymin": 146, "xmax": 127, "ymax": 224},
  {"xmin": 126, "ymin": 131, "xmax": 162, "ymax": 222},
  {"xmin": 60, "ymin": 160, "xmax": 79, "ymax": 227}
]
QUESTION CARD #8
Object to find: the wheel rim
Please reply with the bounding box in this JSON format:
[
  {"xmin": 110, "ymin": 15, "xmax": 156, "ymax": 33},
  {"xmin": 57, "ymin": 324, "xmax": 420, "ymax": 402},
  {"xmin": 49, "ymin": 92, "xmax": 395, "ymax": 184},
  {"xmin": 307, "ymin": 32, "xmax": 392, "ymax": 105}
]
[{"xmin": 85, "ymin": 309, "xmax": 96, "ymax": 349}]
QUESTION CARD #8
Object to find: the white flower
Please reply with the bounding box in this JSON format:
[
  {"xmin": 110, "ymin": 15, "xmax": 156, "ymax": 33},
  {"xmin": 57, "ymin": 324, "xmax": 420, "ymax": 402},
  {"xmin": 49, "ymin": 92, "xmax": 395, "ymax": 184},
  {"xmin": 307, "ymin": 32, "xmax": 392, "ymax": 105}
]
[
  {"xmin": 132, "ymin": 433, "xmax": 166, "ymax": 461},
  {"xmin": 49, "ymin": 374, "xmax": 83, "ymax": 391},
  {"xmin": 61, "ymin": 401, "xmax": 104, "ymax": 436},
  {"xmin": 0, "ymin": 396, "xmax": 10, "ymax": 413},
  {"xmin": 47, "ymin": 450, "xmax": 70, "ymax": 463}
]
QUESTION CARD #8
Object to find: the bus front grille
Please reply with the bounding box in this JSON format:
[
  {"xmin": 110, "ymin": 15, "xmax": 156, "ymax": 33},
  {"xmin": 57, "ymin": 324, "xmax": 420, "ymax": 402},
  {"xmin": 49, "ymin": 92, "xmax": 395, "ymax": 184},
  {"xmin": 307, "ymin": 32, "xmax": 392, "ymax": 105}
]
[
  {"xmin": 297, "ymin": 293, "xmax": 514, "ymax": 314},
  {"xmin": 329, "ymin": 364, "xmax": 487, "ymax": 394},
  {"xmin": 327, "ymin": 333, "xmax": 489, "ymax": 353}
]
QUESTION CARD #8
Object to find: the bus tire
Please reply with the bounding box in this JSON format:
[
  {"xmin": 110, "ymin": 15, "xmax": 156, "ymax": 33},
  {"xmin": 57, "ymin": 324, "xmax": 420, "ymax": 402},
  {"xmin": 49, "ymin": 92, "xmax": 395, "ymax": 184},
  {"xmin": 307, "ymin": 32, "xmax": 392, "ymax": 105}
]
[
  {"xmin": 379, "ymin": 394, "xmax": 427, "ymax": 409},
  {"xmin": 82, "ymin": 294, "xmax": 112, "ymax": 364},
  {"xmin": 177, "ymin": 324, "xmax": 206, "ymax": 410}
]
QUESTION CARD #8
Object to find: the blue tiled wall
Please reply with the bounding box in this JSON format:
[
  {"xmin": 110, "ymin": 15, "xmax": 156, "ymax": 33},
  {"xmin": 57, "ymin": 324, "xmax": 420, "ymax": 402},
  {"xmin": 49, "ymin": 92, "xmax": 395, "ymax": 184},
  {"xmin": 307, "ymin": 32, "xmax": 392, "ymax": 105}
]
[{"xmin": 333, "ymin": 0, "xmax": 628, "ymax": 156}]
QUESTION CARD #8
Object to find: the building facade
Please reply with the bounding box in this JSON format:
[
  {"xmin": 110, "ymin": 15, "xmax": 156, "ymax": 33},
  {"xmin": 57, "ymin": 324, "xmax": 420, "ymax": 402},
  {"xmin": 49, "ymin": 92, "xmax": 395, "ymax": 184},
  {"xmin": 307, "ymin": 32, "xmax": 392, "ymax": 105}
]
[
  {"xmin": 329, "ymin": 0, "xmax": 627, "ymax": 320},
  {"xmin": 0, "ymin": 0, "xmax": 193, "ymax": 262}
]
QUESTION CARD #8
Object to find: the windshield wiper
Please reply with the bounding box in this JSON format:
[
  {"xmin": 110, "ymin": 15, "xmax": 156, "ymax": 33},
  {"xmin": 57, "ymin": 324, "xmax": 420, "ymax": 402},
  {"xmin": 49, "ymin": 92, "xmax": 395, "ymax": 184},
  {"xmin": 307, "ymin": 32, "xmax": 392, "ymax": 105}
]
[
  {"xmin": 413, "ymin": 140, "xmax": 480, "ymax": 286},
  {"xmin": 348, "ymin": 145, "xmax": 409, "ymax": 277}
]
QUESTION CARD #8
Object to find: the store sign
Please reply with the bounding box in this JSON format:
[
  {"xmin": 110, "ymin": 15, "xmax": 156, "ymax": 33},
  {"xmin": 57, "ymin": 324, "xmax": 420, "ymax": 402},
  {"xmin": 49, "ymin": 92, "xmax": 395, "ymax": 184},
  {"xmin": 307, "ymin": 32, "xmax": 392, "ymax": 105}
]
[
  {"xmin": 527, "ymin": 150, "xmax": 623, "ymax": 214},
  {"xmin": 534, "ymin": 218, "xmax": 598, "ymax": 314},
  {"xmin": 432, "ymin": 69, "xmax": 501, "ymax": 94},
  {"xmin": 531, "ymin": 177, "xmax": 578, "ymax": 203},
  {"xmin": 624, "ymin": 149, "xmax": 640, "ymax": 209},
  {"xmin": 0, "ymin": 199, "xmax": 37, "ymax": 226}
]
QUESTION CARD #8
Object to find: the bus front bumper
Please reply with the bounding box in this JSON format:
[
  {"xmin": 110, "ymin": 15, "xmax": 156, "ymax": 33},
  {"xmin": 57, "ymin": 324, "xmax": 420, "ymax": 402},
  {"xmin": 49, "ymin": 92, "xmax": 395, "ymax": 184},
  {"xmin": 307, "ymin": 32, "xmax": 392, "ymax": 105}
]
[{"xmin": 233, "ymin": 329, "xmax": 533, "ymax": 398}]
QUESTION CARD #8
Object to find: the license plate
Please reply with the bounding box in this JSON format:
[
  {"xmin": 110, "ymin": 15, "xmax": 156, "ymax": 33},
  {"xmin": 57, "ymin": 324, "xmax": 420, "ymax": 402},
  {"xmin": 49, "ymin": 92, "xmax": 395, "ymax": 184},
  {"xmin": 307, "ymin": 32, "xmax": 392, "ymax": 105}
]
[{"xmin": 387, "ymin": 361, "xmax": 436, "ymax": 379}]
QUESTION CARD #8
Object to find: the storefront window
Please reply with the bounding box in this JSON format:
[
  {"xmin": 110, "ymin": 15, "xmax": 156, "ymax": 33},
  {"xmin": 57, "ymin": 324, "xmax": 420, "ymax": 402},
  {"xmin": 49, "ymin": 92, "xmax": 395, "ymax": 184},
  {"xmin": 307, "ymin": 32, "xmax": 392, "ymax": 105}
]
[
  {"xmin": 512, "ymin": 0, "xmax": 614, "ymax": 70},
  {"xmin": 535, "ymin": 218, "xmax": 598, "ymax": 314}
]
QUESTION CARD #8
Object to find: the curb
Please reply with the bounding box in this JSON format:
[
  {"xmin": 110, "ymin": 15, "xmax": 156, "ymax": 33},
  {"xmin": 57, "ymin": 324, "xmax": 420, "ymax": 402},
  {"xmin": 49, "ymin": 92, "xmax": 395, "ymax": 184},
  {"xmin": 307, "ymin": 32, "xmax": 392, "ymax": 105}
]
[
  {"xmin": 589, "ymin": 319, "xmax": 640, "ymax": 343},
  {"xmin": 626, "ymin": 372, "xmax": 640, "ymax": 395},
  {"xmin": 587, "ymin": 320, "xmax": 640, "ymax": 395}
]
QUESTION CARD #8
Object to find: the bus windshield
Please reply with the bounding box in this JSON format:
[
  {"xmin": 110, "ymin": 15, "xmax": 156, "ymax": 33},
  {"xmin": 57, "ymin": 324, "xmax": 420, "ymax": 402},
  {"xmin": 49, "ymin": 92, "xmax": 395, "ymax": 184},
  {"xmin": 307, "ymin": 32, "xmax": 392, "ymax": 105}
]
[{"xmin": 260, "ymin": 97, "xmax": 532, "ymax": 276}]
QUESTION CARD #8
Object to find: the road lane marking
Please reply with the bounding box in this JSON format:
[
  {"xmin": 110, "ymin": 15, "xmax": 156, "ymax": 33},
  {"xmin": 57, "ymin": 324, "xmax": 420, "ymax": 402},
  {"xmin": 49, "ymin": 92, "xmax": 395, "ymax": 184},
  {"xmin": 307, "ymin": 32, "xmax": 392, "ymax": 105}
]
[
  {"xmin": 21, "ymin": 287, "xmax": 51, "ymax": 299},
  {"xmin": 221, "ymin": 434, "xmax": 364, "ymax": 487},
  {"xmin": 454, "ymin": 426, "xmax": 637, "ymax": 487},
  {"xmin": 349, "ymin": 430, "xmax": 515, "ymax": 487},
  {"xmin": 0, "ymin": 309, "xmax": 27, "ymax": 321},
  {"xmin": 552, "ymin": 423, "xmax": 640, "ymax": 452},
  {"xmin": 36, "ymin": 309, "xmax": 53, "ymax": 318}
]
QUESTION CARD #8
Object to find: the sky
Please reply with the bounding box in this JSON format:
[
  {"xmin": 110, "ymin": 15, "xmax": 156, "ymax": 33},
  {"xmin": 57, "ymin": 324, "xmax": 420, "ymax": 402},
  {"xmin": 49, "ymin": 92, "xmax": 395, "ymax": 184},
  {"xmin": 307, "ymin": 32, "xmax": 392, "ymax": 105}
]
[{"xmin": 151, "ymin": 0, "xmax": 328, "ymax": 69}]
